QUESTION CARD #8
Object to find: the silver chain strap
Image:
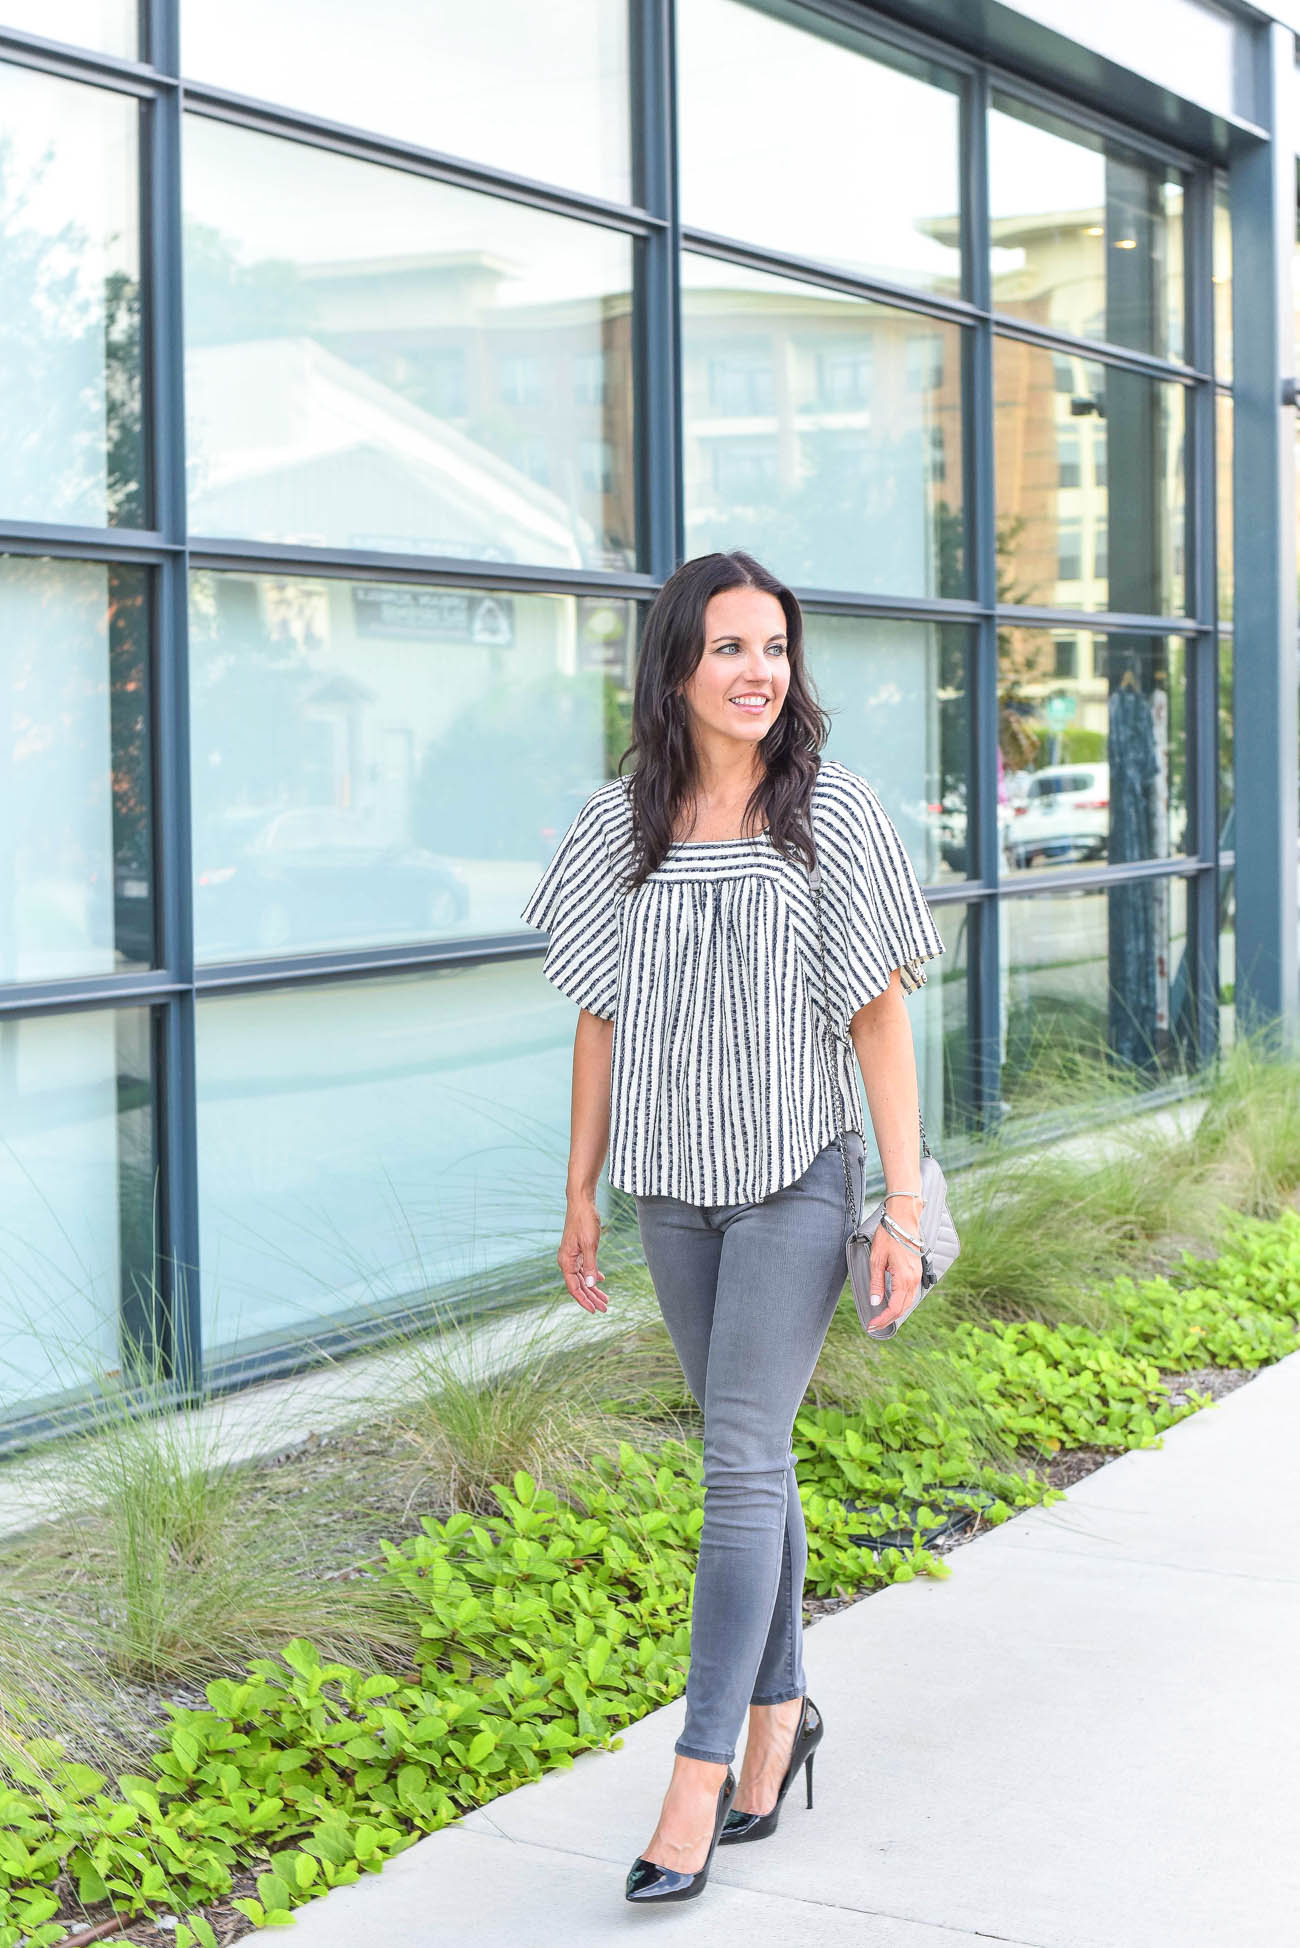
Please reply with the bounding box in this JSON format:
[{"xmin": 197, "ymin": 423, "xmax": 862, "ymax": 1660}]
[{"xmin": 806, "ymin": 850, "xmax": 930, "ymax": 1245}]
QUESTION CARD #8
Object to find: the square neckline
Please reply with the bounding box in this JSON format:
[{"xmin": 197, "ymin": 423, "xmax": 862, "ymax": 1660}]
[{"xmin": 668, "ymin": 830, "xmax": 772, "ymax": 848}]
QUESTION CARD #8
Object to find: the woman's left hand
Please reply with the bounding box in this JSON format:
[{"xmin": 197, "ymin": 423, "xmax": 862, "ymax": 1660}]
[{"xmin": 868, "ymin": 1215, "xmax": 924, "ymax": 1332}]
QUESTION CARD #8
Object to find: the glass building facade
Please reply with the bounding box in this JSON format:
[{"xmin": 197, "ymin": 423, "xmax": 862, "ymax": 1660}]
[{"xmin": 1, "ymin": 0, "xmax": 1297, "ymax": 1442}]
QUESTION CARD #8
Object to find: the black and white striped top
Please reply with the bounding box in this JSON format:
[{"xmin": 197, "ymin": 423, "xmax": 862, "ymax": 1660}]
[{"xmin": 520, "ymin": 758, "xmax": 945, "ymax": 1206}]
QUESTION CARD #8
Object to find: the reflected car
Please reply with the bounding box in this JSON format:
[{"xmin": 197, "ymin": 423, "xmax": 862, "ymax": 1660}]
[
  {"xmin": 1006, "ymin": 763, "xmax": 1110, "ymax": 870},
  {"xmin": 920, "ymin": 786, "xmax": 1018, "ymax": 875},
  {"xmin": 195, "ymin": 806, "xmax": 470, "ymax": 954}
]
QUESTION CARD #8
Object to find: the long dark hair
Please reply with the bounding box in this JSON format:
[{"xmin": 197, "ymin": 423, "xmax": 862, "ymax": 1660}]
[{"xmin": 614, "ymin": 551, "xmax": 830, "ymax": 892}]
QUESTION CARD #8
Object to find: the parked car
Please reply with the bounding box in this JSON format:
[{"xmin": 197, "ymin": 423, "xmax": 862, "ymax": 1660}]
[
  {"xmin": 195, "ymin": 806, "xmax": 470, "ymax": 954},
  {"xmin": 1005, "ymin": 762, "xmax": 1110, "ymax": 869}
]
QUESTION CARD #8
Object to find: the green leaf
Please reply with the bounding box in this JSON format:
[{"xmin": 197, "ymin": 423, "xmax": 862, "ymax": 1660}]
[{"xmin": 466, "ymin": 1728, "xmax": 497, "ymax": 1767}]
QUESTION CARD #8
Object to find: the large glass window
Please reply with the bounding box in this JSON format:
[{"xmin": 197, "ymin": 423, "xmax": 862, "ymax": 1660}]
[
  {"xmin": 678, "ymin": 0, "xmax": 961, "ymax": 297},
  {"xmin": 989, "ymin": 96, "xmax": 1186, "ymax": 362},
  {"xmin": 0, "ymin": 1006, "xmax": 155, "ymax": 1418},
  {"xmin": 0, "ymin": 556, "xmax": 152, "ymax": 984},
  {"xmin": 807, "ymin": 614, "xmax": 970, "ymax": 881},
  {"xmin": 195, "ymin": 961, "xmax": 591, "ymax": 1367},
  {"xmin": 0, "ymin": 63, "xmax": 144, "ymax": 528},
  {"xmin": 998, "ymin": 875, "xmax": 1193, "ymax": 1114},
  {"xmin": 0, "ymin": 2, "xmax": 138, "ymax": 57},
  {"xmin": 182, "ymin": 118, "xmax": 636, "ymax": 569},
  {"xmin": 993, "ymin": 338, "xmax": 1187, "ymax": 617},
  {"xmin": 683, "ymin": 254, "xmax": 966, "ymax": 597},
  {"xmin": 189, "ymin": 571, "xmax": 635, "ymax": 962},
  {"xmin": 179, "ymin": 0, "xmax": 631, "ymax": 206},
  {"xmin": 998, "ymin": 629, "xmax": 1189, "ymax": 878}
]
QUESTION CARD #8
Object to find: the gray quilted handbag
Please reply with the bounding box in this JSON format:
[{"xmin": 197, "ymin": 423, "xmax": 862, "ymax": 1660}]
[{"xmin": 807, "ymin": 851, "xmax": 961, "ymax": 1340}]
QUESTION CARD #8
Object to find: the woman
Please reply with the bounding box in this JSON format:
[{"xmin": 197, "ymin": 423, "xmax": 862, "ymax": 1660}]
[{"xmin": 519, "ymin": 551, "xmax": 944, "ymax": 1906}]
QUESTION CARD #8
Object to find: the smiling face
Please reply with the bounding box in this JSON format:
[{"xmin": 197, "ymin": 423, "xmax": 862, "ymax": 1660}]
[{"xmin": 677, "ymin": 585, "xmax": 791, "ymax": 748}]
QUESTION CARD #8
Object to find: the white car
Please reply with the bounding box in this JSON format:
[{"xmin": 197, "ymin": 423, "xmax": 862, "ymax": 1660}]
[{"xmin": 1006, "ymin": 762, "xmax": 1110, "ymax": 869}]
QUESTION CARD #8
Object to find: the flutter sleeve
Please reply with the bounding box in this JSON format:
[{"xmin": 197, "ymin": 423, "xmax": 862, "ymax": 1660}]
[
  {"xmin": 843, "ymin": 777, "xmax": 946, "ymax": 1005},
  {"xmin": 520, "ymin": 790, "xmax": 622, "ymax": 1021}
]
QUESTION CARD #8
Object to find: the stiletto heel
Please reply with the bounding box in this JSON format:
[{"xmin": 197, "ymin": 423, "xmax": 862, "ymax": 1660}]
[
  {"xmin": 625, "ymin": 1767, "xmax": 736, "ymax": 1904},
  {"xmin": 718, "ymin": 1695, "xmax": 824, "ymax": 1844}
]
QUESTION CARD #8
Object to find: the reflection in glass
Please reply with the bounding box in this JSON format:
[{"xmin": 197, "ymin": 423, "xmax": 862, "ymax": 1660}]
[
  {"xmin": 1218, "ymin": 864, "xmax": 1235, "ymax": 1050},
  {"xmin": 0, "ymin": 1, "xmax": 137, "ymax": 56},
  {"xmin": 998, "ymin": 875, "xmax": 1192, "ymax": 1112},
  {"xmin": 0, "ymin": 66, "xmax": 144, "ymax": 528},
  {"xmin": 1217, "ymin": 393, "xmax": 1232, "ymax": 623},
  {"xmin": 196, "ymin": 961, "xmax": 599, "ymax": 1365},
  {"xmin": 989, "ymin": 95, "xmax": 1186, "ymax": 362},
  {"xmin": 1215, "ymin": 179, "xmax": 1232, "ymax": 382},
  {"xmin": 807, "ymin": 615, "xmax": 969, "ymax": 879},
  {"xmin": 678, "ymin": 0, "xmax": 961, "ymax": 297},
  {"xmin": 993, "ymin": 338, "xmax": 1186, "ymax": 617},
  {"xmin": 920, "ymin": 900, "xmax": 973, "ymax": 1146},
  {"xmin": 0, "ymin": 556, "xmax": 152, "ymax": 983},
  {"xmin": 180, "ymin": 0, "xmax": 630, "ymax": 204},
  {"xmin": 1218, "ymin": 638, "xmax": 1234, "ymax": 851},
  {"xmin": 182, "ymin": 118, "xmax": 635, "ymax": 569},
  {"xmin": 683, "ymin": 255, "xmax": 966, "ymax": 597},
  {"xmin": 998, "ymin": 630, "xmax": 1188, "ymax": 876},
  {"xmin": 189, "ymin": 570, "xmax": 634, "ymax": 962},
  {"xmin": 0, "ymin": 1007, "xmax": 154, "ymax": 1417}
]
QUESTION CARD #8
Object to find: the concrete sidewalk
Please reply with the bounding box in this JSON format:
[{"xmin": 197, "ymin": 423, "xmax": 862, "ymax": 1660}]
[{"xmin": 285, "ymin": 1346, "xmax": 1300, "ymax": 1948}]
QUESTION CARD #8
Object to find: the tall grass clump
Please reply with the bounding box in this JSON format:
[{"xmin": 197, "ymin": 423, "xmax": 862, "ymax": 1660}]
[
  {"xmin": 379, "ymin": 1272, "xmax": 695, "ymax": 1514},
  {"xmin": 9, "ymin": 1354, "xmax": 417, "ymax": 1690},
  {"xmin": 1190, "ymin": 1019, "xmax": 1300, "ymax": 1216}
]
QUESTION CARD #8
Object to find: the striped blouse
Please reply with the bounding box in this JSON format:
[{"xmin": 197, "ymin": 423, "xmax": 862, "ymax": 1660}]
[{"xmin": 519, "ymin": 758, "xmax": 945, "ymax": 1206}]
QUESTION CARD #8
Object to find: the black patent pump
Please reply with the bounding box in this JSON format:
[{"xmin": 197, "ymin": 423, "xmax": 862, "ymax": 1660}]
[
  {"xmin": 718, "ymin": 1695, "xmax": 824, "ymax": 1844},
  {"xmin": 625, "ymin": 1767, "xmax": 736, "ymax": 1903}
]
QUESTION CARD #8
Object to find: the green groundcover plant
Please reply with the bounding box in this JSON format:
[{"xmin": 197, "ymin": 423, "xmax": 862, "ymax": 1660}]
[{"xmin": 0, "ymin": 1209, "xmax": 1297, "ymax": 1945}]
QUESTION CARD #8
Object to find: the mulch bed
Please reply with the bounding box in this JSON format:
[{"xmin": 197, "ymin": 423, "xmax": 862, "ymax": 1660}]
[{"xmin": 37, "ymin": 1360, "xmax": 1260, "ymax": 1944}]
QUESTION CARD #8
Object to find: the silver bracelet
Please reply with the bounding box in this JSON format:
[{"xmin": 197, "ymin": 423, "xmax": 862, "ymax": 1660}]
[
  {"xmin": 880, "ymin": 1213, "xmax": 924, "ymax": 1255},
  {"xmin": 883, "ymin": 1189, "xmax": 924, "ymax": 1204}
]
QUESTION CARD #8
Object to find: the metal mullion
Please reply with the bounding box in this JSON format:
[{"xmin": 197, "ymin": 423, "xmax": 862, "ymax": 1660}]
[
  {"xmin": 1186, "ymin": 160, "xmax": 1222, "ymax": 1067},
  {"xmin": 0, "ymin": 524, "xmax": 174, "ymax": 558},
  {"xmin": 923, "ymin": 881, "xmax": 995, "ymax": 906},
  {"xmin": 181, "ymin": 83, "xmax": 662, "ymax": 239},
  {"xmin": 0, "ymin": 26, "xmax": 164, "ymax": 93},
  {"xmin": 994, "ymin": 603, "xmax": 1205, "ymax": 636},
  {"xmin": 0, "ymin": 975, "xmax": 185, "ymax": 1016},
  {"xmin": 635, "ymin": 0, "xmax": 683, "ymax": 577},
  {"xmin": 790, "ymin": 589, "xmax": 982, "ymax": 623},
  {"xmin": 144, "ymin": 0, "xmax": 202, "ymax": 1401},
  {"xmin": 965, "ymin": 65, "xmax": 1002, "ymax": 1140},
  {"xmin": 185, "ymin": 540, "xmax": 661, "ymax": 599},
  {"xmin": 997, "ymin": 857, "xmax": 1208, "ymax": 901},
  {"xmin": 682, "ymin": 226, "xmax": 982, "ymax": 329},
  {"xmin": 193, "ymin": 934, "xmax": 570, "ymax": 997},
  {"xmin": 987, "ymin": 314, "xmax": 1209, "ymax": 388},
  {"xmin": 1229, "ymin": 23, "xmax": 1298, "ymax": 1041}
]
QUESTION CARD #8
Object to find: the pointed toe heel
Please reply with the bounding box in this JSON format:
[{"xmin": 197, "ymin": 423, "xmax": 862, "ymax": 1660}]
[
  {"xmin": 625, "ymin": 1766, "xmax": 736, "ymax": 1904},
  {"xmin": 718, "ymin": 1696, "xmax": 824, "ymax": 1845}
]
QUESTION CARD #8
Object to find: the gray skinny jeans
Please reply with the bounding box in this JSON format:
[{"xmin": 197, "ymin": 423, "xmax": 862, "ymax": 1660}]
[{"xmin": 633, "ymin": 1129, "xmax": 866, "ymax": 1764}]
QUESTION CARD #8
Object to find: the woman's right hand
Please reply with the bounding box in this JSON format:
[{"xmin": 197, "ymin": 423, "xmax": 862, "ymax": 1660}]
[{"xmin": 559, "ymin": 1195, "xmax": 608, "ymax": 1313}]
